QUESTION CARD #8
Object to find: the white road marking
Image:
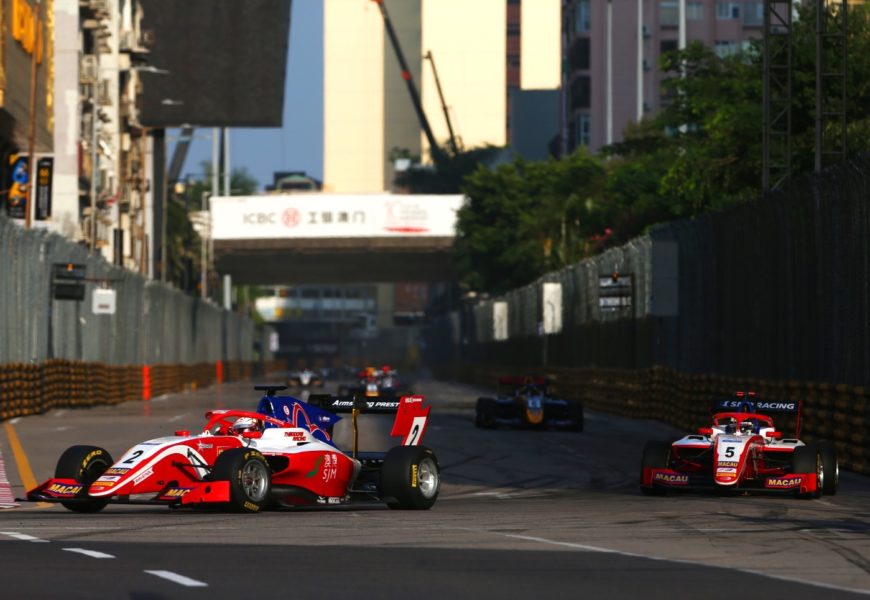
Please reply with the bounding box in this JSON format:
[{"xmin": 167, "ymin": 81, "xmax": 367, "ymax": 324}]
[
  {"xmin": 145, "ymin": 570, "xmax": 208, "ymax": 588},
  {"xmin": 54, "ymin": 426, "xmax": 72, "ymax": 432},
  {"xmin": 0, "ymin": 531, "xmax": 49, "ymax": 543},
  {"xmin": 168, "ymin": 413, "xmax": 189, "ymax": 422},
  {"xmin": 53, "ymin": 410, "xmax": 66, "ymax": 417},
  {"xmin": 501, "ymin": 533, "xmax": 870, "ymax": 596},
  {"xmin": 63, "ymin": 548, "xmax": 115, "ymax": 559},
  {"xmin": 8, "ymin": 418, "xmax": 20, "ymax": 424}
]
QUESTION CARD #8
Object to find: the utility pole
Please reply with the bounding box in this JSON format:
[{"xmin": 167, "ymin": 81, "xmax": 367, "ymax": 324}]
[
  {"xmin": 24, "ymin": 0, "xmax": 42, "ymax": 229},
  {"xmin": 606, "ymin": 0, "xmax": 613, "ymax": 145},
  {"xmin": 636, "ymin": 0, "xmax": 643, "ymax": 122}
]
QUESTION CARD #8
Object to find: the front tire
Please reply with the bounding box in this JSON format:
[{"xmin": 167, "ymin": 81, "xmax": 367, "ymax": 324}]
[
  {"xmin": 54, "ymin": 445, "xmax": 114, "ymax": 513},
  {"xmin": 380, "ymin": 445, "xmax": 440, "ymax": 510},
  {"xmin": 475, "ymin": 398, "xmax": 495, "ymax": 429},
  {"xmin": 210, "ymin": 448, "xmax": 271, "ymax": 512},
  {"xmin": 792, "ymin": 443, "xmax": 823, "ymax": 499},
  {"xmin": 819, "ymin": 441, "xmax": 839, "ymax": 496}
]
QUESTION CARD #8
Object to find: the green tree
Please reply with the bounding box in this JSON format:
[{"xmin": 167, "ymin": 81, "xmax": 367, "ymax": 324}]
[{"xmin": 455, "ymin": 150, "xmax": 606, "ymax": 294}]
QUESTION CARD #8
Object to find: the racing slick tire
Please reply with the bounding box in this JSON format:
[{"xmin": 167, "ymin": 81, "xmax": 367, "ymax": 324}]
[
  {"xmin": 640, "ymin": 441, "xmax": 671, "ymax": 496},
  {"xmin": 380, "ymin": 445, "xmax": 440, "ymax": 510},
  {"xmin": 819, "ymin": 441, "xmax": 839, "ymax": 496},
  {"xmin": 210, "ymin": 448, "xmax": 272, "ymax": 512},
  {"xmin": 791, "ymin": 443, "xmax": 823, "ymax": 499},
  {"xmin": 54, "ymin": 445, "xmax": 114, "ymax": 513},
  {"xmin": 567, "ymin": 401, "xmax": 584, "ymax": 432},
  {"xmin": 475, "ymin": 398, "xmax": 496, "ymax": 429}
]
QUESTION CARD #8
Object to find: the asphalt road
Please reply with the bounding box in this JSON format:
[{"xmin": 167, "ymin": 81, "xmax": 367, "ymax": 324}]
[{"xmin": 1, "ymin": 378, "xmax": 869, "ymax": 599}]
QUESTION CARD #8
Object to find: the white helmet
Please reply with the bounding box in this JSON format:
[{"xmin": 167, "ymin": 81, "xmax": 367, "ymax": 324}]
[{"xmin": 230, "ymin": 417, "xmax": 262, "ymax": 436}]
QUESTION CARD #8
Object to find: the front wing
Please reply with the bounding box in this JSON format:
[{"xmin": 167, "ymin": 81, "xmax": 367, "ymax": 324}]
[
  {"xmin": 26, "ymin": 477, "xmax": 231, "ymax": 507},
  {"xmin": 641, "ymin": 467, "xmax": 819, "ymax": 496}
]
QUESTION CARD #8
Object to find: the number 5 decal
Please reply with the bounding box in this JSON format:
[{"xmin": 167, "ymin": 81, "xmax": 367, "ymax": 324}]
[{"xmin": 724, "ymin": 446, "xmax": 735, "ymax": 458}]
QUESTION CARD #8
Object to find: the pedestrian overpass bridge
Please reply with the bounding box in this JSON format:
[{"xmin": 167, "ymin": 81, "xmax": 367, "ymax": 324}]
[{"xmin": 210, "ymin": 194, "xmax": 463, "ymax": 284}]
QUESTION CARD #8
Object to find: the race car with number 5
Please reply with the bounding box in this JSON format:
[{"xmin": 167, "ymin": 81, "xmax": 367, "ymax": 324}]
[
  {"xmin": 640, "ymin": 392, "xmax": 838, "ymax": 498},
  {"xmin": 26, "ymin": 386, "xmax": 440, "ymax": 513}
]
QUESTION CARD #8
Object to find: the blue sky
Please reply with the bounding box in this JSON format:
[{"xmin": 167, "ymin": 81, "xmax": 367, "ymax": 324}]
[{"xmin": 178, "ymin": 0, "xmax": 324, "ymax": 190}]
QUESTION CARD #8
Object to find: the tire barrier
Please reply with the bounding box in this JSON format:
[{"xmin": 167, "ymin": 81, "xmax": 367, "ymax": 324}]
[
  {"xmin": 435, "ymin": 362, "xmax": 870, "ymax": 476},
  {"xmin": 0, "ymin": 360, "xmax": 286, "ymax": 421}
]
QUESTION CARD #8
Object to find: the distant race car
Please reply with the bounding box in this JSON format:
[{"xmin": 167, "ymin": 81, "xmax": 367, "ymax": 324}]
[
  {"xmin": 287, "ymin": 368, "xmax": 325, "ymax": 388},
  {"xmin": 26, "ymin": 386, "xmax": 439, "ymax": 513},
  {"xmin": 475, "ymin": 376, "xmax": 584, "ymax": 431},
  {"xmin": 640, "ymin": 392, "xmax": 838, "ymax": 498},
  {"xmin": 339, "ymin": 365, "xmax": 409, "ymax": 398}
]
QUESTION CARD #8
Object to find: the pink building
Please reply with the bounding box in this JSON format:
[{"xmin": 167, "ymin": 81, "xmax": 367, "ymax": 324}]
[{"xmin": 561, "ymin": 0, "xmax": 764, "ymax": 154}]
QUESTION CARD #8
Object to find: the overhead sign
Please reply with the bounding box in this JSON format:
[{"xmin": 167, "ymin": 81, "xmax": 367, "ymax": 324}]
[{"xmin": 210, "ymin": 194, "xmax": 465, "ymax": 240}]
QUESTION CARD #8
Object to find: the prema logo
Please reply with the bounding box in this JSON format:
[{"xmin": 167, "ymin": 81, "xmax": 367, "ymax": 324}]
[{"xmin": 282, "ymin": 208, "xmax": 301, "ymax": 228}]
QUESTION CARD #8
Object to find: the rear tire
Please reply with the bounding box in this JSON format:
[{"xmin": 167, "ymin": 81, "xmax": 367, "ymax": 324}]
[
  {"xmin": 475, "ymin": 398, "xmax": 496, "ymax": 429},
  {"xmin": 792, "ymin": 443, "xmax": 823, "ymax": 499},
  {"xmin": 380, "ymin": 445, "xmax": 440, "ymax": 510},
  {"xmin": 819, "ymin": 441, "xmax": 839, "ymax": 496},
  {"xmin": 640, "ymin": 441, "xmax": 671, "ymax": 496},
  {"xmin": 567, "ymin": 401, "xmax": 584, "ymax": 432},
  {"xmin": 54, "ymin": 445, "xmax": 114, "ymax": 513},
  {"xmin": 210, "ymin": 448, "xmax": 271, "ymax": 512}
]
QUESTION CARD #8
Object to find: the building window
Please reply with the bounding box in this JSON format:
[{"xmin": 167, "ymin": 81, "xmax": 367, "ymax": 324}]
[
  {"xmin": 742, "ymin": 2, "xmax": 763, "ymax": 26},
  {"xmin": 687, "ymin": 2, "xmax": 704, "ymax": 20},
  {"xmin": 570, "ymin": 76, "xmax": 591, "ymax": 111},
  {"xmin": 574, "ymin": 0, "xmax": 590, "ymax": 33},
  {"xmin": 659, "ymin": 1, "xmax": 678, "ymax": 27},
  {"xmin": 714, "ymin": 40, "xmax": 738, "ymax": 58},
  {"xmin": 570, "ymin": 37, "xmax": 590, "ymax": 71},
  {"xmin": 716, "ymin": 2, "xmax": 740, "ymax": 19},
  {"xmin": 660, "ymin": 39, "xmax": 678, "ymax": 57},
  {"xmin": 575, "ymin": 115, "xmax": 591, "ymax": 147}
]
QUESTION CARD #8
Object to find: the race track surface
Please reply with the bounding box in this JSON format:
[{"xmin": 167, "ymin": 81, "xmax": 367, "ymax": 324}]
[{"xmin": 1, "ymin": 378, "xmax": 868, "ymax": 599}]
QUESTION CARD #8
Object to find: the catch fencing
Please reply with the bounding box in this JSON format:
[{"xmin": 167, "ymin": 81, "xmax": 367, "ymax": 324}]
[
  {"xmin": 425, "ymin": 157, "xmax": 870, "ymax": 474},
  {"xmin": 0, "ymin": 213, "xmax": 282, "ymax": 420}
]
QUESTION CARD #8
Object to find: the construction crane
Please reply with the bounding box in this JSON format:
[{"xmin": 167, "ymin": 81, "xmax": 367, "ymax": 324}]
[
  {"xmin": 424, "ymin": 50, "xmax": 460, "ymax": 156},
  {"xmin": 370, "ymin": 0, "xmax": 449, "ymax": 168}
]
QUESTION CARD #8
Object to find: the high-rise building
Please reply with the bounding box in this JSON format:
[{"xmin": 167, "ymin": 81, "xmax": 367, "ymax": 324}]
[
  {"xmin": 561, "ymin": 0, "xmax": 767, "ymax": 154},
  {"xmin": 322, "ymin": 0, "xmax": 560, "ymax": 193}
]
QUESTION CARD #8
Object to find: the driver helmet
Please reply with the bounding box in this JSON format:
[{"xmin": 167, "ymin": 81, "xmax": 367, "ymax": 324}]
[
  {"xmin": 722, "ymin": 417, "xmax": 737, "ymax": 434},
  {"xmin": 230, "ymin": 417, "xmax": 262, "ymax": 436},
  {"xmin": 739, "ymin": 420, "xmax": 754, "ymax": 435}
]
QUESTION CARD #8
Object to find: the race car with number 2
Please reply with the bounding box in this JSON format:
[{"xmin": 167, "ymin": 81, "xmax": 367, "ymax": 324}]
[{"xmin": 27, "ymin": 386, "xmax": 440, "ymax": 513}]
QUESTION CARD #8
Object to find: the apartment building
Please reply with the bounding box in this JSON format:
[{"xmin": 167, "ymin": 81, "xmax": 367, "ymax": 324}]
[{"xmin": 562, "ymin": 0, "xmax": 767, "ymax": 154}]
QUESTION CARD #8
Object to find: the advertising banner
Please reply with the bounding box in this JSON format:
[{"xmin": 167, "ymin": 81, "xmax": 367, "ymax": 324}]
[
  {"xmin": 5, "ymin": 154, "xmax": 29, "ymax": 219},
  {"xmin": 210, "ymin": 194, "xmax": 465, "ymax": 240},
  {"xmin": 35, "ymin": 157, "xmax": 53, "ymax": 220}
]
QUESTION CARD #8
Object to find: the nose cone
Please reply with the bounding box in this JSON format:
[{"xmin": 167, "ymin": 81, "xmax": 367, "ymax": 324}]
[{"xmin": 524, "ymin": 407, "xmax": 544, "ymax": 424}]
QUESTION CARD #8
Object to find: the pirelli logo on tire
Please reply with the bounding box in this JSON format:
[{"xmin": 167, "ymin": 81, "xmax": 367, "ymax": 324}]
[{"xmin": 411, "ymin": 464, "xmax": 418, "ymax": 488}]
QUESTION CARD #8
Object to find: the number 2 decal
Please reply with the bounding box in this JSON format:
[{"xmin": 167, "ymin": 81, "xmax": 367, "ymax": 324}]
[
  {"xmin": 123, "ymin": 450, "xmax": 144, "ymax": 464},
  {"xmin": 403, "ymin": 416, "xmax": 427, "ymax": 446}
]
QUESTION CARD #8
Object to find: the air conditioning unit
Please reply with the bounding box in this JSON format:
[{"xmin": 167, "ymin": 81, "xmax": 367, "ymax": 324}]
[
  {"xmin": 97, "ymin": 79, "xmax": 112, "ymax": 106},
  {"xmin": 119, "ymin": 30, "xmax": 137, "ymax": 52},
  {"xmin": 80, "ymin": 55, "xmax": 98, "ymax": 84}
]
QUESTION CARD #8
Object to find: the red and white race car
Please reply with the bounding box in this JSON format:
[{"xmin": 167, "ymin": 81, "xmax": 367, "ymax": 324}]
[
  {"xmin": 640, "ymin": 392, "xmax": 838, "ymax": 498},
  {"xmin": 27, "ymin": 386, "xmax": 439, "ymax": 513}
]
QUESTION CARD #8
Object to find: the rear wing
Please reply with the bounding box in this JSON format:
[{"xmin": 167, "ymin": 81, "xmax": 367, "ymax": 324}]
[
  {"xmin": 309, "ymin": 394, "xmax": 432, "ymax": 447},
  {"xmin": 498, "ymin": 375, "xmax": 548, "ymax": 394},
  {"xmin": 711, "ymin": 393, "xmax": 802, "ymax": 437}
]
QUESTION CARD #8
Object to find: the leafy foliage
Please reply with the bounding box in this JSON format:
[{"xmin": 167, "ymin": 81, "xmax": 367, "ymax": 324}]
[{"xmin": 453, "ymin": 4, "xmax": 870, "ymax": 295}]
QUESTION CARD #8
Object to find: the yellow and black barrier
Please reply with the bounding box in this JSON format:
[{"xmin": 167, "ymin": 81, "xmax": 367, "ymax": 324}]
[{"xmin": 0, "ymin": 359, "xmax": 286, "ymax": 422}]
